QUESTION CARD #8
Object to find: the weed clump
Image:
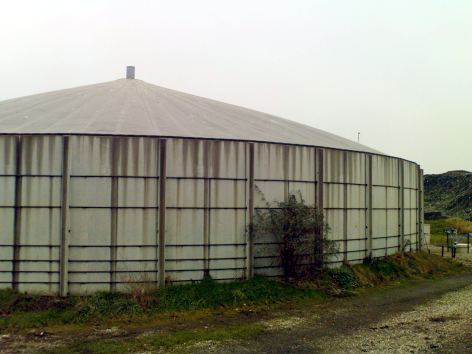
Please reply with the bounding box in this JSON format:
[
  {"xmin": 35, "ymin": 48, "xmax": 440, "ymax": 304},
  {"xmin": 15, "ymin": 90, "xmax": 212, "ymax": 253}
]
[{"xmin": 249, "ymin": 192, "xmax": 338, "ymax": 279}]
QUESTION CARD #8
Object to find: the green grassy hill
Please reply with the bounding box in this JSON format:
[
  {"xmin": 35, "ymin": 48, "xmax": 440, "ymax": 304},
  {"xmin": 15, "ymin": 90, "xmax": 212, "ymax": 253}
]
[{"xmin": 425, "ymin": 170, "xmax": 472, "ymax": 221}]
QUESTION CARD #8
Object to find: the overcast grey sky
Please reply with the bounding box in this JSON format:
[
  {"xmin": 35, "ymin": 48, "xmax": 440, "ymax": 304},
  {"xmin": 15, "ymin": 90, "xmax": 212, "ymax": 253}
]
[{"xmin": 1, "ymin": 1, "xmax": 471, "ymax": 174}]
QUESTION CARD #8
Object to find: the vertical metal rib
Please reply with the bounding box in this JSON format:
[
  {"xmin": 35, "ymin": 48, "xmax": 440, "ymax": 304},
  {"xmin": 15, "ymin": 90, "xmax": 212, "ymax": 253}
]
[
  {"xmin": 12, "ymin": 135, "xmax": 22, "ymax": 290},
  {"xmin": 158, "ymin": 139, "xmax": 167, "ymax": 286},
  {"xmin": 60, "ymin": 136, "xmax": 71, "ymax": 296},
  {"xmin": 246, "ymin": 142, "xmax": 255, "ymax": 278}
]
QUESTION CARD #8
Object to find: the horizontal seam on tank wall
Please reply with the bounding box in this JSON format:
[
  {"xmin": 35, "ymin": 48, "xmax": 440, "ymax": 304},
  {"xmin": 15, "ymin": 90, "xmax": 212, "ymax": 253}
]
[
  {"xmin": 0, "ymin": 281, "xmax": 60, "ymax": 284},
  {"xmin": 168, "ymin": 177, "xmax": 247, "ymax": 181},
  {"xmin": 68, "ymin": 259, "xmax": 157, "ymax": 263},
  {"xmin": 0, "ymin": 244, "xmax": 60, "ymax": 247},
  {"xmin": 323, "ymin": 182, "xmax": 367, "ymax": 186},
  {"xmin": 372, "ymin": 245, "xmax": 403, "ymax": 251},
  {"xmin": 69, "ymin": 245, "xmax": 158, "ymax": 248},
  {"xmin": 371, "ymin": 235, "xmax": 401, "ymax": 239},
  {"xmin": 0, "ymin": 270, "xmax": 59, "ymax": 273},
  {"xmin": 166, "ymin": 207, "xmax": 247, "ymax": 210},
  {"xmin": 71, "ymin": 175, "xmax": 159, "ymax": 178},
  {"xmin": 324, "ymin": 207, "xmax": 367, "ymax": 210},
  {"xmin": 255, "ymin": 179, "xmax": 317, "ymax": 183},
  {"xmin": 0, "ymin": 174, "xmax": 62, "ymax": 177},
  {"xmin": 372, "ymin": 208, "xmax": 401, "ymax": 210},
  {"xmin": 165, "ymin": 267, "xmax": 244, "ymax": 273},
  {"xmin": 166, "ymin": 244, "xmax": 246, "ymax": 247},
  {"xmin": 69, "ymin": 206, "xmax": 159, "ymax": 209},
  {"xmin": 0, "ymin": 259, "xmax": 59, "ymax": 262},
  {"xmin": 0, "ymin": 206, "xmax": 62, "ymax": 208},
  {"xmin": 166, "ymin": 257, "xmax": 246, "ymax": 261},
  {"xmin": 67, "ymin": 270, "xmax": 158, "ymax": 274},
  {"xmin": 372, "ymin": 184, "xmax": 401, "ymax": 188}
]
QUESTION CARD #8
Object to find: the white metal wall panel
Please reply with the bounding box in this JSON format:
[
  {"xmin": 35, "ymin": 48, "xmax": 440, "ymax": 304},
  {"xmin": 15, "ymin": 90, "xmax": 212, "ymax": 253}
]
[
  {"xmin": 115, "ymin": 137, "xmax": 159, "ymax": 177},
  {"xmin": 165, "ymin": 209, "xmax": 205, "ymax": 281},
  {"xmin": 21, "ymin": 135, "xmax": 63, "ymax": 176},
  {"xmin": 372, "ymin": 186, "xmax": 386, "ymax": 209},
  {"xmin": 167, "ymin": 179, "xmax": 204, "ymax": 208},
  {"xmin": 21, "ymin": 177, "xmax": 62, "ymax": 206},
  {"xmin": 70, "ymin": 136, "xmax": 114, "ymax": 176},
  {"xmin": 386, "ymin": 187, "xmax": 399, "ymax": 208},
  {"xmin": 0, "ymin": 177, "xmax": 15, "ymax": 206},
  {"xmin": 118, "ymin": 179, "xmax": 158, "ymax": 208},
  {"xmin": 286, "ymin": 146, "xmax": 316, "ymax": 181},
  {"xmin": 0, "ymin": 135, "xmax": 17, "ymax": 175},
  {"xmin": 207, "ymin": 140, "xmax": 246, "ymax": 179},
  {"xmin": 70, "ymin": 178, "xmax": 112, "ymax": 207},
  {"xmin": 347, "ymin": 185, "xmax": 366, "ymax": 208},
  {"xmin": 347, "ymin": 209, "xmax": 366, "ymax": 240},
  {"xmin": 326, "ymin": 210, "xmax": 344, "ymax": 248},
  {"xmin": 346, "ymin": 152, "xmax": 366, "ymax": 184},
  {"xmin": 209, "ymin": 209, "xmax": 247, "ymax": 279},
  {"xmin": 372, "ymin": 210, "xmax": 387, "ymax": 257},
  {"xmin": 254, "ymin": 143, "xmax": 286, "ymax": 180},
  {"xmin": 210, "ymin": 180, "xmax": 246, "ymax": 208},
  {"xmin": 167, "ymin": 139, "xmax": 205, "ymax": 178},
  {"xmin": 324, "ymin": 184, "xmax": 344, "ymax": 208},
  {"xmin": 324, "ymin": 150, "xmax": 345, "ymax": 183}
]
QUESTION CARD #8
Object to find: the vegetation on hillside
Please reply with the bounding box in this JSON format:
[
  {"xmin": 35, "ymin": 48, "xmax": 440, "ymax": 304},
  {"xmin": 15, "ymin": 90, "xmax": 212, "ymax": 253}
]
[{"xmin": 425, "ymin": 170, "xmax": 472, "ymax": 220}]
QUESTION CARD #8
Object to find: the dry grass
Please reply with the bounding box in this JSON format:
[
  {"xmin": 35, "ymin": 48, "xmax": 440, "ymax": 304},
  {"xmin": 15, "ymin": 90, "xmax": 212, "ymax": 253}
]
[
  {"xmin": 121, "ymin": 273, "xmax": 158, "ymax": 311},
  {"xmin": 450, "ymin": 217, "xmax": 472, "ymax": 234}
]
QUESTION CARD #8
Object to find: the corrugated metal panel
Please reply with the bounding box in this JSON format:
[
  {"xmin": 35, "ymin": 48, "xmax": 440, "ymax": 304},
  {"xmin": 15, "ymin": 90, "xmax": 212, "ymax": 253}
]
[
  {"xmin": 347, "ymin": 210, "xmax": 366, "ymax": 240},
  {"xmin": 118, "ymin": 178, "xmax": 158, "ymax": 207},
  {"xmin": 372, "ymin": 186, "xmax": 386, "ymax": 209},
  {"xmin": 21, "ymin": 177, "xmax": 62, "ymax": 206},
  {"xmin": 70, "ymin": 136, "xmax": 114, "ymax": 176},
  {"xmin": 254, "ymin": 181, "xmax": 286, "ymax": 208},
  {"xmin": 115, "ymin": 137, "xmax": 159, "ymax": 177},
  {"xmin": 324, "ymin": 184, "xmax": 344, "ymax": 209},
  {"xmin": 346, "ymin": 152, "xmax": 366, "ymax": 184},
  {"xmin": 70, "ymin": 178, "xmax": 112, "ymax": 207},
  {"xmin": 0, "ymin": 177, "xmax": 15, "ymax": 206},
  {"xmin": 210, "ymin": 180, "xmax": 246, "ymax": 208},
  {"xmin": 324, "ymin": 150, "xmax": 345, "ymax": 183},
  {"xmin": 254, "ymin": 143, "xmax": 286, "ymax": 180},
  {"xmin": 21, "ymin": 135, "xmax": 63, "ymax": 176},
  {"xmin": 347, "ymin": 185, "xmax": 366, "ymax": 208}
]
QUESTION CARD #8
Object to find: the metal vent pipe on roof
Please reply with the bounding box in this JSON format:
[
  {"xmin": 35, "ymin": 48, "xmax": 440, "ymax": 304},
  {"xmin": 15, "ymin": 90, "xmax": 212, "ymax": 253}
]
[{"xmin": 126, "ymin": 66, "xmax": 135, "ymax": 79}]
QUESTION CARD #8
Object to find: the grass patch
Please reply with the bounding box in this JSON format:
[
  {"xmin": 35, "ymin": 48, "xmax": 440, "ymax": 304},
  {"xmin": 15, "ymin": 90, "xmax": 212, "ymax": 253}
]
[{"xmin": 0, "ymin": 276, "xmax": 322, "ymax": 332}]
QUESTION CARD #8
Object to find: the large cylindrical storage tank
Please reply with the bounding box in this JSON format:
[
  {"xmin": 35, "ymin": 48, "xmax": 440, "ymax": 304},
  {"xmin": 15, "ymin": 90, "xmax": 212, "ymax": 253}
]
[{"xmin": 0, "ymin": 74, "xmax": 424, "ymax": 295}]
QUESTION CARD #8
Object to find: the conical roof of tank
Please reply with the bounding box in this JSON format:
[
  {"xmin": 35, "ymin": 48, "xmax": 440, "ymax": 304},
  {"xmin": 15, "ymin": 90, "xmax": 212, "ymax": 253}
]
[{"xmin": 0, "ymin": 76, "xmax": 383, "ymax": 154}]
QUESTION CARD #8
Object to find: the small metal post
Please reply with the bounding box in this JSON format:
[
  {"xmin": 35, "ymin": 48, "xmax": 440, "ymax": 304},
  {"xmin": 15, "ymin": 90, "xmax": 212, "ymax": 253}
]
[{"xmin": 441, "ymin": 246, "xmax": 444, "ymax": 257}]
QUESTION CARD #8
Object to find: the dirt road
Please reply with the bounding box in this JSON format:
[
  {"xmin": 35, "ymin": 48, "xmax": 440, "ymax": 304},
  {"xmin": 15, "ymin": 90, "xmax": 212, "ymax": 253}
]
[{"xmin": 184, "ymin": 273, "xmax": 472, "ymax": 354}]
